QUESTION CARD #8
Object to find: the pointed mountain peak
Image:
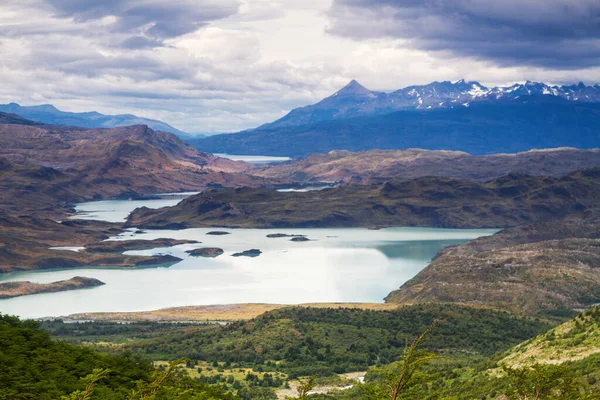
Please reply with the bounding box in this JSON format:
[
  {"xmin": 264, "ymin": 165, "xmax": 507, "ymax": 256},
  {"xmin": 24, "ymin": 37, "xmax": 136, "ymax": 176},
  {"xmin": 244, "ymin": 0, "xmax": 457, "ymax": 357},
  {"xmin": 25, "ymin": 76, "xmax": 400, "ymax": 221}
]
[
  {"xmin": 333, "ymin": 79, "xmax": 373, "ymax": 97},
  {"xmin": 345, "ymin": 79, "xmax": 364, "ymax": 88}
]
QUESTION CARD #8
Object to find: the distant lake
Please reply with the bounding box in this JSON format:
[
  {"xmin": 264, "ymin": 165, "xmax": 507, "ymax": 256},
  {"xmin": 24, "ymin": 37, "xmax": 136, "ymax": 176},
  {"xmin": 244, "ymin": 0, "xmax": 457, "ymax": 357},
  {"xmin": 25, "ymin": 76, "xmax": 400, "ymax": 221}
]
[
  {"xmin": 215, "ymin": 154, "xmax": 292, "ymax": 164},
  {"xmin": 0, "ymin": 196, "xmax": 497, "ymax": 319},
  {"xmin": 70, "ymin": 192, "xmax": 197, "ymax": 222}
]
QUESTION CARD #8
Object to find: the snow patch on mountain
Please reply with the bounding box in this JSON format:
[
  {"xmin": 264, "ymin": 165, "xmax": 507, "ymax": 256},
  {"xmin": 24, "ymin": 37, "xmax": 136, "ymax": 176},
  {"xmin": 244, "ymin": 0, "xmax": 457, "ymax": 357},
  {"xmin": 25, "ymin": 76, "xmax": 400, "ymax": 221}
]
[{"xmin": 257, "ymin": 78, "xmax": 600, "ymax": 131}]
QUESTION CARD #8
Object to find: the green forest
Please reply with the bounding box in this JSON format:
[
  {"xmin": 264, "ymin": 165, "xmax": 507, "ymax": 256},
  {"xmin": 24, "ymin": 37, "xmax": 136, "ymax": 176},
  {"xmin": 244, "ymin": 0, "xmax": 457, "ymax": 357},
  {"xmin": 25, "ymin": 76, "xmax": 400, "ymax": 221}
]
[
  {"xmin": 0, "ymin": 315, "xmax": 233, "ymax": 400},
  {"xmin": 3, "ymin": 304, "xmax": 600, "ymax": 399}
]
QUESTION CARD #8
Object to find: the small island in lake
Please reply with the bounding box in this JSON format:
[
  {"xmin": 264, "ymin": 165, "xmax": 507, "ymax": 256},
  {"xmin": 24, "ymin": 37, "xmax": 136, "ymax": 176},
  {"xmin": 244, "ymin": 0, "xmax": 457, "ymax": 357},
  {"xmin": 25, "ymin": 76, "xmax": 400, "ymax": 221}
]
[
  {"xmin": 266, "ymin": 233, "xmax": 306, "ymax": 238},
  {"xmin": 232, "ymin": 249, "xmax": 262, "ymax": 258},
  {"xmin": 206, "ymin": 231, "xmax": 231, "ymax": 236},
  {"xmin": 186, "ymin": 248, "xmax": 224, "ymax": 258},
  {"xmin": 0, "ymin": 276, "xmax": 105, "ymax": 299},
  {"xmin": 85, "ymin": 239, "xmax": 198, "ymax": 253},
  {"xmin": 290, "ymin": 236, "xmax": 311, "ymax": 242}
]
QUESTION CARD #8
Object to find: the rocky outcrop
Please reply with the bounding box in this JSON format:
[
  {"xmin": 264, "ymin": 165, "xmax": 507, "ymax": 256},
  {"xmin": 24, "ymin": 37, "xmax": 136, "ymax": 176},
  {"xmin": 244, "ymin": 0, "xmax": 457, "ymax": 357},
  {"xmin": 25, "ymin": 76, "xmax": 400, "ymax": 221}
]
[{"xmin": 386, "ymin": 219, "xmax": 600, "ymax": 316}]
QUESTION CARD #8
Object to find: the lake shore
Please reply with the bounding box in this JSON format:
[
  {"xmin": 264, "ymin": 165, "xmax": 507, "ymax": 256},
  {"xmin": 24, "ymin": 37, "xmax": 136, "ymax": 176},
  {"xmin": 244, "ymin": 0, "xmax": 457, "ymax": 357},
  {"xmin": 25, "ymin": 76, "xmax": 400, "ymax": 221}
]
[{"xmin": 0, "ymin": 224, "xmax": 495, "ymax": 319}]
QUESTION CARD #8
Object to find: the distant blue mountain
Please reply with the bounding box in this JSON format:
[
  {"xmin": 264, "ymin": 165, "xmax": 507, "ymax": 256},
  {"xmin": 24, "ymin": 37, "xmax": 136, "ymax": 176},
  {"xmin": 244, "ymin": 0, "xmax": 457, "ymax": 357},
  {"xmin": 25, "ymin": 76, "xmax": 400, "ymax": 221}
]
[
  {"xmin": 0, "ymin": 103, "xmax": 191, "ymax": 138},
  {"xmin": 196, "ymin": 80, "xmax": 600, "ymax": 157},
  {"xmin": 257, "ymin": 79, "xmax": 600, "ymax": 130}
]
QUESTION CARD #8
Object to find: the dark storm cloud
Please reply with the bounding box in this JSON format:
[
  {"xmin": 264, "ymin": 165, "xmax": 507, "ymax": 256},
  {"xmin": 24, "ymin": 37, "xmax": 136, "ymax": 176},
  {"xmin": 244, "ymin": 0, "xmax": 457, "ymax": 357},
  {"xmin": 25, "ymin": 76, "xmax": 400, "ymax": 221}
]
[
  {"xmin": 328, "ymin": 0, "xmax": 600, "ymax": 69},
  {"xmin": 47, "ymin": 0, "xmax": 240, "ymax": 47}
]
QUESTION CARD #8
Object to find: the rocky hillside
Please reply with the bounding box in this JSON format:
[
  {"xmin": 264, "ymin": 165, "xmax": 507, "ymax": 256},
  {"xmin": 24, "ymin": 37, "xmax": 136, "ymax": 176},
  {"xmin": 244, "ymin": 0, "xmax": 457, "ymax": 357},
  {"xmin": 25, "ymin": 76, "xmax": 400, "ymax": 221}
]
[
  {"xmin": 386, "ymin": 219, "xmax": 600, "ymax": 316},
  {"xmin": 257, "ymin": 148, "xmax": 600, "ymax": 184},
  {"xmin": 0, "ymin": 114, "xmax": 276, "ymax": 218},
  {"xmin": 0, "ymin": 116, "xmax": 246, "ymax": 172},
  {"xmin": 0, "ymin": 116, "xmax": 279, "ymax": 272},
  {"xmin": 126, "ymin": 170, "xmax": 600, "ymax": 230}
]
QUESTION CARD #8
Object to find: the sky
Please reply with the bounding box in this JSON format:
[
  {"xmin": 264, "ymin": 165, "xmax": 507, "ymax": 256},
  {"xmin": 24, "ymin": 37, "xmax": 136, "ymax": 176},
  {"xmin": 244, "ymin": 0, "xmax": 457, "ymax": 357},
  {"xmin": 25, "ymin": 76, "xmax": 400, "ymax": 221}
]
[{"xmin": 1, "ymin": 0, "xmax": 599, "ymax": 134}]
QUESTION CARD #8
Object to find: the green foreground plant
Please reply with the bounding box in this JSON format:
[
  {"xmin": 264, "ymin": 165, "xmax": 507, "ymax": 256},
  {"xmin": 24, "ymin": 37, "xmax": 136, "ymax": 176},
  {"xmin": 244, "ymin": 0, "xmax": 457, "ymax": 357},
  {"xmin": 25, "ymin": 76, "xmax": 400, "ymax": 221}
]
[{"xmin": 359, "ymin": 321, "xmax": 439, "ymax": 400}]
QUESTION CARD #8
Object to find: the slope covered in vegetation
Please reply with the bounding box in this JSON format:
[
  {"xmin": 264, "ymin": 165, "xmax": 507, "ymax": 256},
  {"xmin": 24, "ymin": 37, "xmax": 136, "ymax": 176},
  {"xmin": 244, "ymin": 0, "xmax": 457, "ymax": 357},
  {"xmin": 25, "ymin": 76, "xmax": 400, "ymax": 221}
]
[
  {"xmin": 45, "ymin": 305, "xmax": 554, "ymax": 379},
  {"xmin": 309, "ymin": 307, "xmax": 600, "ymax": 399},
  {"xmin": 38, "ymin": 305, "xmax": 600, "ymax": 399},
  {"xmin": 0, "ymin": 314, "xmax": 234, "ymax": 400},
  {"xmin": 501, "ymin": 305, "xmax": 600, "ymax": 367}
]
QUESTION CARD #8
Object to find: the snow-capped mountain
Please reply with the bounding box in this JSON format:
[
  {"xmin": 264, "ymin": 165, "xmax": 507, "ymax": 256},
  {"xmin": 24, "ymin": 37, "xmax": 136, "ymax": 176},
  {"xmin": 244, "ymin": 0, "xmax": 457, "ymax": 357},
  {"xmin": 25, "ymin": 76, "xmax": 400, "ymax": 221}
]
[{"xmin": 259, "ymin": 79, "xmax": 600, "ymax": 130}]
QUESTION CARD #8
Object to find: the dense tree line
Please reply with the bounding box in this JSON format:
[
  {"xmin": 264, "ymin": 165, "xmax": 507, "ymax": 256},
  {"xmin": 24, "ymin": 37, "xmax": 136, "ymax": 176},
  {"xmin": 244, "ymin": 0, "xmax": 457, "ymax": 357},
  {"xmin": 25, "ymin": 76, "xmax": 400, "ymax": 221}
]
[{"xmin": 47, "ymin": 304, "xmax": 553, "ymax": 378}]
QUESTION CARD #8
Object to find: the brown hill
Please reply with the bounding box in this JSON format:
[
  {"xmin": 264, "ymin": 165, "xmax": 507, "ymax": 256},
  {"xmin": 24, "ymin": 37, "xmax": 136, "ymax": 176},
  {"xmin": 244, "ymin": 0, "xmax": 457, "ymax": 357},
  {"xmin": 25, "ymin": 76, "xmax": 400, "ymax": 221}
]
[
  {"xmin": 126, "ymin": 169, "xmax": 600, "ymax": 230},
  {"xmin": 256, "ymin": 148, "xmax": 600, "ymax": 184},
  {"xmin": 385, "ymin": 219, "xmax": 600, "ymax": 316},
  {"xmin": 0, "ymin": 120, "xmax": 239, "ymax": 170},
  {"xmin": 0, "ymin": 115, "xmax": 277, "ymax": 218}
]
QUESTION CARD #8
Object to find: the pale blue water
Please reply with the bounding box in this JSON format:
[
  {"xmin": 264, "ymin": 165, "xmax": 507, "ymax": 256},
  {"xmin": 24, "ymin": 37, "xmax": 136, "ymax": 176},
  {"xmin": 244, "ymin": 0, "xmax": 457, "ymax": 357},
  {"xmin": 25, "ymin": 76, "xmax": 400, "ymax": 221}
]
[
  {"xmin": 0, "ymin": 196, "xmax": 497, "ymax": 319},
  {"xmin": 277, "ymin": 185, "xmax": 337, "ymax": 192},
  {"xmin": 214, "ymin": 154, "xmax": 291, "ymax": 164},
  {"xmin": 70, "ymin": 192, "xmax": 197, "ymax": 222}
]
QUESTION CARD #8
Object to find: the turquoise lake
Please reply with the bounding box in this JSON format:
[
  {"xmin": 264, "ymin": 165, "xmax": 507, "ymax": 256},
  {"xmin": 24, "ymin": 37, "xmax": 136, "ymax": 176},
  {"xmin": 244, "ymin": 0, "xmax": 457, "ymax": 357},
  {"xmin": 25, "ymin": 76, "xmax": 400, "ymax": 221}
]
[{"xmin": 0, "ymin": 195, "xmax": 497, "ymax": 319}]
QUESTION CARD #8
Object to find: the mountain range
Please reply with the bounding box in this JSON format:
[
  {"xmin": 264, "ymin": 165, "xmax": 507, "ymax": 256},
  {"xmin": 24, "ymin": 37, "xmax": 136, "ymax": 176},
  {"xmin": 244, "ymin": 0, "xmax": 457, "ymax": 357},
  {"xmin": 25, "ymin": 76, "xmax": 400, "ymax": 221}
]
[
  {"xmin": 195, "ymin": 80, "xmax": 600, "ymax": 157},
  {"xmin": 0, "ymin": 102, "xmax": 192, "ymax": 138},
  {"xmin": 260, "ymin": 79, "xmax": 600, "ymax": 129}
]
